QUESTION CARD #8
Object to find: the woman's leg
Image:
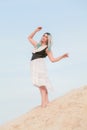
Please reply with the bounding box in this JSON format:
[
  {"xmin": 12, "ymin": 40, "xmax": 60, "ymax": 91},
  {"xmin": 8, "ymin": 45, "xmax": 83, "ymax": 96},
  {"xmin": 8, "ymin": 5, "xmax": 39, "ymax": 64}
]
[
  {"xmin": 45, "ymin": 88, "xmax": 49, "ymax": 105},
  {"xmin": 39, "ymin": 86, "xmax": 49, "ymax": 107}
]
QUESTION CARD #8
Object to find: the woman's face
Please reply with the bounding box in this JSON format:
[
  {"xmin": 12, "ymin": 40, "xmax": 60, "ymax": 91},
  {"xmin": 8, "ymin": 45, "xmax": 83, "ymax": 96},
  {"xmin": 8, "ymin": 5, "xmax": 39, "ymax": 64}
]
[{"xmin": 41, "ymin": 34, "xmax": 48, "ymax": 44}]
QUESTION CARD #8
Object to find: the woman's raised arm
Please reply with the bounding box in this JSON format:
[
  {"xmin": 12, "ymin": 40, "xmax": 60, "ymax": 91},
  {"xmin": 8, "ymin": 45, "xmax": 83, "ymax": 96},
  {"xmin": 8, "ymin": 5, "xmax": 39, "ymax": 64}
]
[{"xmin": 27, "ymin": 27, "xmax": 42, "ymax": 47}]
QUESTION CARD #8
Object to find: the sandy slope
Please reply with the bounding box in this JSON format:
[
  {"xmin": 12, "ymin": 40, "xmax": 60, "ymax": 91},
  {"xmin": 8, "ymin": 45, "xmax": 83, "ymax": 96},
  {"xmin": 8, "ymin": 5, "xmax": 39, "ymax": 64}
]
[{"xmin": 0, "ymin": 86, "xmax": 87, "ymax": 130}]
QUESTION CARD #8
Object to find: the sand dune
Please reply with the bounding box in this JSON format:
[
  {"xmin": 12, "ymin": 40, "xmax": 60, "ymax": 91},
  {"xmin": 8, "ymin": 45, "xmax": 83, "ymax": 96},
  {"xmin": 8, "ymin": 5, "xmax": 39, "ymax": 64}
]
[{"xmin": 0, "ymin": 85, "xmax": 87, "ymax": 130}]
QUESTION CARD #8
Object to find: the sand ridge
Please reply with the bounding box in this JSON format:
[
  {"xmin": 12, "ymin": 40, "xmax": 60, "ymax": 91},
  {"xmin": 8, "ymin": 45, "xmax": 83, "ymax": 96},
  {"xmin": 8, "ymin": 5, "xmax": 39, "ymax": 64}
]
[{"xmin": 0, "ymin": 85, "xmax": 87, "ymax": 130}]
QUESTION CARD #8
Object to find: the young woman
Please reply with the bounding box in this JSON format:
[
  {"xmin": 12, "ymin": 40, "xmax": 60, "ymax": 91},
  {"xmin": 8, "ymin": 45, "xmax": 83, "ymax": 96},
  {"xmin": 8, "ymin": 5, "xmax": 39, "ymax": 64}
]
[{"xmin": 28, "ymin": 27, "xmax": 69, "ymax": 108}]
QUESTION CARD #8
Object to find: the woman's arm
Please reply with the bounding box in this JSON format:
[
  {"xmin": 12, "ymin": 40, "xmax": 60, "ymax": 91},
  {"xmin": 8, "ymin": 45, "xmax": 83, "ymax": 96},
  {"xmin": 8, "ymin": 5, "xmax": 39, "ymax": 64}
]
[
  {"xmin": 27, "ymin": 27, "xmax": 42, "ymax": 47},
  {"xmin": 46, "ymin": 49, "xmax": 69, "ymax": 62}
]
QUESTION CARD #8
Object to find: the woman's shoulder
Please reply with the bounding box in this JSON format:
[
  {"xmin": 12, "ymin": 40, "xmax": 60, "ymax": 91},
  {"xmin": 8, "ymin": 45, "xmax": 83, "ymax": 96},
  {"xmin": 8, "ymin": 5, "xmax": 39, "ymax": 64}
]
[
  {"xmin": 32, "ymin": 44, "xmax": 47, "ymax": 53},
  {"xmin": 36, "ymin": 42, "xmax": 41, "ymax": 48}
]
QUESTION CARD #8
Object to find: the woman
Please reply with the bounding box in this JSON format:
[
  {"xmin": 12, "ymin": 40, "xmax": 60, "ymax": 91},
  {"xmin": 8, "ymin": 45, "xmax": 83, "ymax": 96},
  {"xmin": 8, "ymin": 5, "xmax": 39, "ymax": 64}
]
[{"xmin": 28, "ymin": 27, "xmax": 69, "ymax": 108}]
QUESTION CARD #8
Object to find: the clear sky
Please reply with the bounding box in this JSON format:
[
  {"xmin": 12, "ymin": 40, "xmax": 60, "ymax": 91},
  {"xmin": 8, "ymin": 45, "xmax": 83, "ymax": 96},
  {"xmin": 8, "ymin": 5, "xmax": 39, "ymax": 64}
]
[{"xmin": 0, "ymin": 0, "xmax": 87, "ymax": 125}]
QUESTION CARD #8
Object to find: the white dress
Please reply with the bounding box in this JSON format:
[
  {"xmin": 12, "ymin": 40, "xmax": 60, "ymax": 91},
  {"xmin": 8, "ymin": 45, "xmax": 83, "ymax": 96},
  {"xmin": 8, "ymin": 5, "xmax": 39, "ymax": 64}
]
[{"xmin": 30, "ymin": 44, "xmax": 53, "ymax": 91}]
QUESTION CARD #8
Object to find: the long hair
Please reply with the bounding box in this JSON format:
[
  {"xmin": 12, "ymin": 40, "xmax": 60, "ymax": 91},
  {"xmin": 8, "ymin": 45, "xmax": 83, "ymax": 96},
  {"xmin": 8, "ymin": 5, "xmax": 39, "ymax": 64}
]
[{"xmin": 44, "ymin": 32, "xmax": 53, "ymax": 51}]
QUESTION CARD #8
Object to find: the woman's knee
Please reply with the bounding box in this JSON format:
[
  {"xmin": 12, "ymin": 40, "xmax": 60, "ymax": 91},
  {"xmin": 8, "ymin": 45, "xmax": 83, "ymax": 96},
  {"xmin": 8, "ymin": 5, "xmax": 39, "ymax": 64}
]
[
  {"xmin": 42, "ymin": 86, "xmax": 48, "ymax": 94},
  {"xmin": 39, "ymin": 86, "xmax": 47, "ymax": 92},
  {"xmin": 39, "ymin": 86, "xmax": 45, "ymax": 90}
]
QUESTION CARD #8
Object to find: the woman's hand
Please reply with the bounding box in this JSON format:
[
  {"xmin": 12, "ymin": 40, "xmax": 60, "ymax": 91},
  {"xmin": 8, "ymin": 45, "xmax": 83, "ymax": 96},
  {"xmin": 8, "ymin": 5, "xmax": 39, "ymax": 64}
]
[
  {"xmin": 62, "ymin": 53, "xmax": 69, "ymax": 59},
  {"xmin": 35, "ymin": 27, "xmax": 42, "ymax": 32}
]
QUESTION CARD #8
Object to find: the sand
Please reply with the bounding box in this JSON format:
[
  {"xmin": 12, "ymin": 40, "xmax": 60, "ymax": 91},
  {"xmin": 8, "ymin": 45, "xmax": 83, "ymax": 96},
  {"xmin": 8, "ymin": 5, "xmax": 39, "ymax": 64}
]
[{"xmin": 0, "ymin": 85, "xmax": 87, "ymax": 130}]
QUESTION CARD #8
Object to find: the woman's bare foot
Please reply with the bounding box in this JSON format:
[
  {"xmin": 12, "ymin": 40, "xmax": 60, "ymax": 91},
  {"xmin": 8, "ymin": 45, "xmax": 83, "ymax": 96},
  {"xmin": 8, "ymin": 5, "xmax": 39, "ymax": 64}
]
[
  {"xmin": 41, "ymin": 101, "xmax": 50, "ymax": 108},
  {"xmin": 41, "ymin": 104, "xmax": 47, "ymax": 108}
]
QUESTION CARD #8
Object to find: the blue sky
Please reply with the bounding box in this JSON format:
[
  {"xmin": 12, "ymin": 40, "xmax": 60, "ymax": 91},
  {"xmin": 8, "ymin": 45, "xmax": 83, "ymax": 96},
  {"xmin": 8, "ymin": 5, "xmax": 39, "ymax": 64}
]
[{"xmin": 0, "ymin": 0, "xmax": 87, "ymax": 125}]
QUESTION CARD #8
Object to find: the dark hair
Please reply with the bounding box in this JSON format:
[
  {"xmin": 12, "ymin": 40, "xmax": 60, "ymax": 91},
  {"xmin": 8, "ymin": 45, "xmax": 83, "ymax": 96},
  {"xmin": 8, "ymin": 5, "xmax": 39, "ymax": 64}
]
[{"xmin": 44, "ymin": 32, "xmax": 51, "ymax": 36}]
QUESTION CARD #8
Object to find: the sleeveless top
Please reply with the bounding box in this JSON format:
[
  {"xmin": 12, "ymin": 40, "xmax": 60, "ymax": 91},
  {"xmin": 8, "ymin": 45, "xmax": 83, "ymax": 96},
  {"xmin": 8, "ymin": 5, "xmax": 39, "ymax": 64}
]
[{"xmin": 31, "ymin": 44, "xmax": 48, "ymax": 61}]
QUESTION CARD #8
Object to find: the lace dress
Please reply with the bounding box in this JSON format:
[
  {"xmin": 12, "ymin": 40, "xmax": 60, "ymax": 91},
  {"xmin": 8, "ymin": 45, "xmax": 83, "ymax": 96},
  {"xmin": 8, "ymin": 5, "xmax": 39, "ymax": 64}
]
[{"xmin": 30, "ymin": 43, "xmax": 53, "ymax": 91}]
